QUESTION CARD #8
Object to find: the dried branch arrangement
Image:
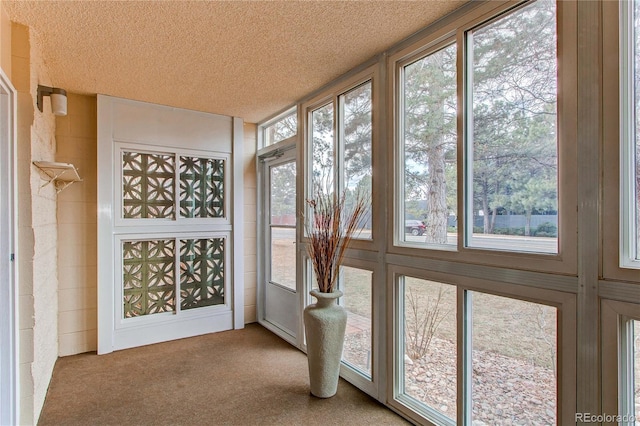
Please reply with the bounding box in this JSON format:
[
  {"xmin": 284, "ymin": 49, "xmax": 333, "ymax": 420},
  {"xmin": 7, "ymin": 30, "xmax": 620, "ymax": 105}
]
[{"xmin": 305, "ymin": 190, "xmax": 368, "ymax": 293}]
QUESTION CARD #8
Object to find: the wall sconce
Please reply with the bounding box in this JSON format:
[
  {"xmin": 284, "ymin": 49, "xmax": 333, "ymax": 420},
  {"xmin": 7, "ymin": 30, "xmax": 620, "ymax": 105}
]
[{"xmin": 37, "ymin": 85, "xmax": 67, "ymax": 116}]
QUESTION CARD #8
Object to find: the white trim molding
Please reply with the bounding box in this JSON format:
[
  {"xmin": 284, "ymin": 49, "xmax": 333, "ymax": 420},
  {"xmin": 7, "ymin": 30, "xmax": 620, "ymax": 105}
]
[
  {"xmin": 619, "ymin": 0, "xmax": 640, "ymax": 270},
  {"xmin": 0, "ymin": 67, "xmax": 18, "ymax": 426}
]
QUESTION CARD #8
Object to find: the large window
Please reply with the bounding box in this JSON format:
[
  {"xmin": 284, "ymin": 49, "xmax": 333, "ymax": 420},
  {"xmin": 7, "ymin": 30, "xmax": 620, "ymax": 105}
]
[
  {"xmin": 400, "ymin": 44, "xmax": 457, "ymax": 247},
  {"xmin": 297, "ymin": 0, "xmax": 589, "ymax": 423},
  {"xmin": 467, "ymin": 0, "xmax": 558, "ymax": 254},
  {"xmin": 399, "ymin": 278, "xmax": 457, "ymax": 423},
  {"xmin": 396, "ymin": 0, "xmax": 559, "ymax": 255},
  {"xmin": 621, "ymin": 0, "xmax": 640, "ymax": 269},
  {"xmin": 470, "ymin": 292, "xmax": 557, "ymax": 424},
  {"xmin": 395, "ymin": 276, "xmax": 558, "ymax": 425},
  {"xmin": 340, "ymin": 266, "xmax": 373, "ymax": 378},
  {"xmin": 309, "ymin": 79, "xmax": 373, "ymax": 239}
]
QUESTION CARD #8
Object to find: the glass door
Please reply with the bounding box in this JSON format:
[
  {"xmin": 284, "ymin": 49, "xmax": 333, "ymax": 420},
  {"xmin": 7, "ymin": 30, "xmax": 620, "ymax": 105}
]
[{"xmin": 260, "ymin": 149, "xmax": 298, "ymax": 342}]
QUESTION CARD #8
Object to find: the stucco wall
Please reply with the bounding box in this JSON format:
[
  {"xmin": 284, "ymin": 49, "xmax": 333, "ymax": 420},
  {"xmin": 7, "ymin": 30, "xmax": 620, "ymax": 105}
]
[
  {"xmin": 12, "ymin": 22, "xmax": 59, "ymax": 424},
  {"xmin": 55, "ymin": 94, "xmax": 97, "ymax": 356}
]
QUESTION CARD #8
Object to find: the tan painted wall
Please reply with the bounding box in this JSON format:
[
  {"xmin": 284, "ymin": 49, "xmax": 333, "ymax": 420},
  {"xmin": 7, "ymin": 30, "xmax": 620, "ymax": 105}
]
[
  {"xmin": 0, "ymin": 5, "xmax": 11, "ymax": 76},
  {"xmin": 55, "ymin": 94, "xmax": 97, "ymax": 356},
  {"xmin": 243, "ymin": 123, "xmax": 257, "ymax": 323},
  {"xmin": 12, "ymin": 22, "xmax": 59, "ymax": 425}
]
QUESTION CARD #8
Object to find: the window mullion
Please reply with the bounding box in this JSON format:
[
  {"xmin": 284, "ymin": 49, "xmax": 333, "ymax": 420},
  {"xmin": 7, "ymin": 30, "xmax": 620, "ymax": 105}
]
[
  {"xmin": 174, "ymin": 153, "xmax": 180, "ymax": 221},
  {"xmin": 397, "ymin": 62, "xmax": 407, "ymax": 246},
  {"xmin": 335, "ymin": 96, "xmax": 343, "ymax": 196},
  {"xmin": 459, "ymin": 288, "xmax": 471, "ymax": 426},
  {"xmin": 175, "ymin": 237, "xmax": 181, "ymax": 315},
  {"xmin": 619, "ymin": 316, "xmax": 635, "ymax": 424},
  {"xmin": 461, "ymin": 29, "xmax": 474, "ymax": 252}
]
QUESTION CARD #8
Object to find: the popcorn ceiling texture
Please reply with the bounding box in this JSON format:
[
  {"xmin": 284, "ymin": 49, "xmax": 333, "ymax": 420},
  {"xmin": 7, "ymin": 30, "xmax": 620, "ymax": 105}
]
[{"xmin": 3, "ymin": 0, "xmax": 464, "ymax": 123}]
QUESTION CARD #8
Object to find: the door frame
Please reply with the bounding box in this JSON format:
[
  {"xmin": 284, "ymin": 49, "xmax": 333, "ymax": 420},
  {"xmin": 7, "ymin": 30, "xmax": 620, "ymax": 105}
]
[
  {"xmin": 0, "ymin": 67, "xmax": 17, "ymax": 425},
  {"xmin": 257, "ymin": 140, "xmax": 299, "ymax": 346}
]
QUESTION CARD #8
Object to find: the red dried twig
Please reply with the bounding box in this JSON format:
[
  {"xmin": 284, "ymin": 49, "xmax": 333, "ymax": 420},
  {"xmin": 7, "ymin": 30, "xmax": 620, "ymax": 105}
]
[{"xmin": 305, "ymin": 189, "xmax": 368, "ymax": 293}]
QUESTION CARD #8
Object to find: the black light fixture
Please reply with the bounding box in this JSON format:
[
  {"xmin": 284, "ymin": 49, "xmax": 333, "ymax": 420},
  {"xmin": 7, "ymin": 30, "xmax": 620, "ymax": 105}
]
[{"xmin": 37, "ymin": 85, "xmax": 67, "ymax": 116}]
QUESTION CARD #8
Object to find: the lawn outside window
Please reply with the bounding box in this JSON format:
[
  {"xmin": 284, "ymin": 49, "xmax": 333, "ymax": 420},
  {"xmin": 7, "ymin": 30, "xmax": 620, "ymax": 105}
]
[{"xmin": 391, "ymin": 269, "xmax": 564, "ymax": 426}]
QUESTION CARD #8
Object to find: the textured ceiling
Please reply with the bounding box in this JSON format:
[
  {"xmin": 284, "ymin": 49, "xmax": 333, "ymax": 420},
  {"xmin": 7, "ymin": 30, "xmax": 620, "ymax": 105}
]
[{"xmin": 3, "ymin": 1, "xmax": 466, "ymax": 123}]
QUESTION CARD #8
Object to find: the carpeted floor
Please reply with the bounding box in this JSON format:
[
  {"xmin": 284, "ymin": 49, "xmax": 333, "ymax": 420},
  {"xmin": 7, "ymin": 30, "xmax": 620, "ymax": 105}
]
[{"xmin": 38, "ymin": 323, "xmax": 410, "ymax": 425}]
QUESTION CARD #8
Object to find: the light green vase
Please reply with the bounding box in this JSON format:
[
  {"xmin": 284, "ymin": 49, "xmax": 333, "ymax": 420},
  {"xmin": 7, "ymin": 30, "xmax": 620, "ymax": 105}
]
[{"xmin": 303, "ymin": 289, "xmax": 347, "ymax": 398}]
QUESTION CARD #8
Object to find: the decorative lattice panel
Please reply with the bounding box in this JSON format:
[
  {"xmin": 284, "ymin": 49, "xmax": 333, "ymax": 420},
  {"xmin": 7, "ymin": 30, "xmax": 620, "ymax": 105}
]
[
  {"xmin": 180, "ymin": 238, "xmax": 225, "ymax": 310},
  {"xmin": 123, "ymin": 240, "xmax": 175, "ymax": 317},
  {"xmin": 179, "ymin": 156, "xmax": 225, "ymax": 218},
  {"xmin": 122, "ymin": 151, "xmax": 175, "ymax": 219}
]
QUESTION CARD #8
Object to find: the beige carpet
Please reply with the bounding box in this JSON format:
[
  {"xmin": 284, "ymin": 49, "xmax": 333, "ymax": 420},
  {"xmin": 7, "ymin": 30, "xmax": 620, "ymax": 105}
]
[{"xmin": 38, "ymin": 324, "xmax": 409, "ymax": 425}]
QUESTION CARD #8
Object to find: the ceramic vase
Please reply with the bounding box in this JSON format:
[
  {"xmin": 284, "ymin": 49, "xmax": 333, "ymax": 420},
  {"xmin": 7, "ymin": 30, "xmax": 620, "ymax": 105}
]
[{"xmin": 303, "ymin": 289, "xmax": 347, "ymax": 398}]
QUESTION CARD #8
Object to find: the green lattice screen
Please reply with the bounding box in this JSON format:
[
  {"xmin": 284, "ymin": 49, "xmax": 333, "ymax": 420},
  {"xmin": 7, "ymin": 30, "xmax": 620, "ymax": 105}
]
[
  {"xmin": 179, "ymin": 156, "xmax": 225, "ymax": 218},
  {"xmin": 123, "ymin": 240, "xmax": 176, "ymax": 317},
  {"xmin": 121, "ymin": 150, "xmax": 228, "ymax": 318},
  {"xmin": 180, "ymin": 238, "xmax": 225, "ymax": 310},
  {"xmin": 122, "ymin": 151, "xmax": 175, "ymax": 219}
]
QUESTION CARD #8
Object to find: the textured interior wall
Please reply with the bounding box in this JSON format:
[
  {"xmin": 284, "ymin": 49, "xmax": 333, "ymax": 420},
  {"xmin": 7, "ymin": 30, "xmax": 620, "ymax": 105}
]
[
  {"xmin": 12, "ymin": 22, "xmax": 59, "ymax": 425},
  {"xmin": 11, "ymin": 20, "xmax": 35, "ymax": 426},
  {"xmin": 55, "ymin": 94, "xmax": 97, "ymax": 356},
  {"xmin": 27, "ymin": 24, "xmax": 59, "ymax": 425},
  {"xmin": 243, "ymin": 123, "xmax": 257, "ymax": 323},
  {"xmin": 0, "ymin": 6, "xmax": 10, "ymax": 75}
]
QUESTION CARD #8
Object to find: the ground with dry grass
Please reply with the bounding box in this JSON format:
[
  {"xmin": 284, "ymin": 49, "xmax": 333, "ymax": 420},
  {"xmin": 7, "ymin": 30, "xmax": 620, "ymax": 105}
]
[{"xmin": 271, "ymin": 233, "xmax": 635, "ymax": 424}]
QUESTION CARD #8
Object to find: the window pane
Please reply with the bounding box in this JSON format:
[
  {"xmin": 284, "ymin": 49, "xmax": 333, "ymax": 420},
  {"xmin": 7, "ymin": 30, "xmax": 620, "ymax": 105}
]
[
  {"xmin": 402, "ymin": 44, "xmax": 457, "ymax": 246},
  {"xmin": 270, "ymin": 161, "xmax": 296, "ymax": 225},
  {"xmin": 122, "ymin": 151, "xmax": 175, "ymax": 219},
  {"xmin": 340, "ymin": 266, "xmax": 372, "ymax": 377},
  {"xmin": 270, "ymin": 227, "xmax": 296, "ymax": 290},
  {"xmin": 311, "ymin": 103, "xmax": 334, "ymax": 193},
  {"xmin": 471, "ymin": 292, "xmax": 557, "ymax": 425},
  {"xmin": 122, "ymin": 239, "xmax": 175, "ymax": 317},
  {"xmin": 401, "ymin": 277, "xmax": 456, "ymax": 422},
  {"xmin": 341, "ymin": 82, "xmax": 373, "ymax": 239},
  {"xmin": 180, "ymin": 238, "xmax": 225, "ymax": 309},
  {"xmin": 179, "ymin": 156, "xmax": 224, "ymax": 218},
  {"xmin": 469, "ymin": 0, "xmax": 558, "ymax": 254},
  {"xmin": 264, "ymin": 112, "xmax": 297, "ymax": 146}
]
